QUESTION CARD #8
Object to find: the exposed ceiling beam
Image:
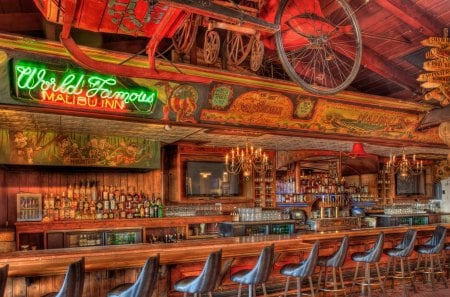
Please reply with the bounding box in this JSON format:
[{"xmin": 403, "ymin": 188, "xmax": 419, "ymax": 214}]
[
  {"xmin": 0, "ymin": 13, "xmax": 42, "ymax": 32},
  {"xmin": 374, "ymin": 0, "xmax": 444, "ymax": 36},
  {"xmin": 358, "ymin": 44, "xmax": 419, "ymax": 92},
  {"xmin": 332, "ymin": 36, "xmax": 419, "ymax": 92}
]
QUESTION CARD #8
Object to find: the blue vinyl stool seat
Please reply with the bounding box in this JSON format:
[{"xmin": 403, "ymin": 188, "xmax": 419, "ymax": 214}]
[
  {"xmin": 280, "ymin": 241, "xmax": 319, "ymax": 297},
  {"xmin": 231, "ymin": 244, "xmax": 274, "ymax": 297},
  {"xmin": 107, "ymin": 255, "xmax": 159, "ymax": 297},
  {"xmin": 317, "ymin": 236, "xmax": 349, "ymax": 296},
  {"xmin": 0, "ymin": 264, "xmax": 8, "ymax": 297},
  {"xmin": 414, "ymin": 225, "xmax": 447, "ymax": 290},
  {"xmin": 383, "ymin": 229, "xmax": 417, "ymax": 297},
  {"xmin": 174, "ymin": 249, "xmax": 222, "ymax": 297},
  {"xmin": 351, "ymin": 232, "xmax": 385, "ymax": 297},
  {"xmin": 42, "ymin": 257, "xmax": 85, "ymax": 297}
]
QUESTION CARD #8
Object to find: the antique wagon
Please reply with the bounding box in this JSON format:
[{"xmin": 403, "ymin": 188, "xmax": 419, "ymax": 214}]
[{"xmin": 33, "ymin": 0, "xmax": 362, "ymax": 95}]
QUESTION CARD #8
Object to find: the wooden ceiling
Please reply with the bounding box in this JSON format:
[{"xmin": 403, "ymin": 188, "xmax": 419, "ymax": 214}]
[
  {"xmin": 0, "ymin": 0, "xmax": 448, "ymax": 104},
  {"xmin": 0, "ymin": 0, "xmax": 449, "ymax": 161}
]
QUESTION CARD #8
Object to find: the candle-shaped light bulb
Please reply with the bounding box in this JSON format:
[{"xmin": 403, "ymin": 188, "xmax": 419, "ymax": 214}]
[
  {"xmin": 420, "ymin": 160, "xmax": 423, "ymax": 169},
  {"xmin": 226, "ymin": 154, "xmax": 229, "ymax": 164},
  {"xmin": 413, "ymin": 154, "xmax": 416, "ymax": 162}
]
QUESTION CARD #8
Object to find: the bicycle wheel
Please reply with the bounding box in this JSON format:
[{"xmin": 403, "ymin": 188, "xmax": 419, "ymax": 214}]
[{"xmin": 275, "ymin": 0, "xmax": 362, "ymax": 94}]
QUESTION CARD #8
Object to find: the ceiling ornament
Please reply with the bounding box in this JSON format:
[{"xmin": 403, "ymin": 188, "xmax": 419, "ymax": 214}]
[
  {"xmin": 386, "ymin": 147, "xmax": 423, "ymax": 180},
  {"xmin": 418, "ymin": 28, "xmax": 450, "ymax": 106},
  {"xmin": 225, "ymin": 142, "xmax": 269, "ymax": 179}
]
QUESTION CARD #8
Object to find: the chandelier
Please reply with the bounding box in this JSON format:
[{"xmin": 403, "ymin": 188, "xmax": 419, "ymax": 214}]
[
  {"xmin": 386, "ymin": 148, "xmax": 423, "ymax": 179},
  {"xmin": 225, "ymin": 142, "xmax": 269, "ymax": 178}
]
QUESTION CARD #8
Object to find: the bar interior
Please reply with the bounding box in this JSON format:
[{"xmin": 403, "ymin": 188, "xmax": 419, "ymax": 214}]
[{"xmin": 1, "ymin": 0, "xmax": 450, "ymax": 297}]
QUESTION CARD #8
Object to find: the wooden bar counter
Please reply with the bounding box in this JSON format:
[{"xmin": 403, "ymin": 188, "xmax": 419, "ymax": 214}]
[{"xmin": 1, "ymin": 224, "xmax": 450, "ymax": 297}]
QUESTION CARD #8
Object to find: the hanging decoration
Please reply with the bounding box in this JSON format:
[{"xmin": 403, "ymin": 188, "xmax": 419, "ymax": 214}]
[
  {"xmin": 225, "ymin": 142, "xmax": 269, "ymax": 179},
  {"xmin": 386, "ymin": 148, "xmax": 423, "ymax": 180},
  {"xmin": 418, "ymin": 28, "xmax": 450, "ymax": 106}
]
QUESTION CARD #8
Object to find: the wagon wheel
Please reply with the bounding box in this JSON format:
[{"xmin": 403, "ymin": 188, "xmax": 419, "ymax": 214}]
[
  {"xmin": 226, "ymin": 31, "xmax": 255, "ymax": 66},
  {"xmin": 275, "ymin": 0, "xmax": 362, "ymax": 95},
  {"xmin": 204, "ymin": 30, "xmax": 220, "ymax": 64},
  {"xmin": 172, "ymin": 14, "xmax": 202, "ymax": 55},
  {"xmin": 250, "ymin": 38, "xmax": 264, "ymax": 71}
]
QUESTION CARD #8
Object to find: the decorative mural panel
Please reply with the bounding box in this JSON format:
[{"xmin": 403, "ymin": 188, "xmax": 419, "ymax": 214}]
[
  {"xmin": 201, "ymin": 88, "xmax": 442, "ymax": 145},
  {"xmin": 0, "ymin": 50, "xmax": 443, "ymax": 147},
  {"xmin": 0, "ymin": 129, "xmax": 160, "ymax": 169}
]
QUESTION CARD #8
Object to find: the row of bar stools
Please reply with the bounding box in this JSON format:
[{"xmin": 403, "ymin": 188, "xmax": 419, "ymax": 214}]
[
  {"xmin": 316, "ymin": 236, "xmax": 349, "ymax": 297},
  {"xmin": 383, "ymin": 229, "xmax": 417, "ymax": 297},
  {"xmin": 414, "ymin": 225, "xmax": 448, "ymax": 290},
  {"xmin": 351, "ymin": 232, "xmax": 386, "ymax": 297},
  {"xmin": 280, "ymin": 241, "xmax": 320, "ymax": 297},
  {"xmin": 108, "ymin": 255, "xmax": 160, "ymax": 297},
  {"xmin": 231, "ymin": 244, "xmax": 274, "ymax": 297},
  {"xmin": 42, "ymin": 257, "xmax": 85, "ymax": 297}
]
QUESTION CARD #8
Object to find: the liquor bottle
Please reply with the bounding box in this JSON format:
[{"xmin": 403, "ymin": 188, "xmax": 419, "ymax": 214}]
[
  {"xmin": 85, "ymin": 181, "xmax": 91, "ymax": 201},
  {"xmin": 156, "ymin": 193, "xmax": 163, "ymax": 218},
  {"xmin": 73, "ymin": 182, "xmax": 80, "ymax": 200},
  {"xmin": 102, "ymin": 185, "xmax": 109, "ymax": 201},
  {"xmin": 143, "ymin": 195, "xmax": 150, "ymax": 218},
  {"xmin": 90, "ymin": 181, "xmax": 97, "ymax": 202},
  {"xmin": 80, "ymin": 181, "xmax": 86, "ymax": 200},
  {"xmin": 67, "ymin": 183, "xmax": 74, "ymax": 199},
  {"xmin": 151, "ymin": 193, "xmax": 157, "ymax": 218}
]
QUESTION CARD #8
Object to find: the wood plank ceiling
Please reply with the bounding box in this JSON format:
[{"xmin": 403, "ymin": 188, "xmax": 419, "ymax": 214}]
[{"xmin": 0, "ymin": 0, "xmax": 449, "ymax": 158}]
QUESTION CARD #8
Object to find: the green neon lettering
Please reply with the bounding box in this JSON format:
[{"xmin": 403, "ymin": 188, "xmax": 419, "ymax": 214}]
[{"xmin": 14, "ymin": 61, "xmax": 157, "ymax": 112}]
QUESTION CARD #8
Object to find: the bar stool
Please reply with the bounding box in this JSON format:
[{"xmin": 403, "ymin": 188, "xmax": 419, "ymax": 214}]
[
  {"xmin": 316, "ymin": 236, "xmax": 349, "ymax": 296},
  {"xmin": 350, "ymin": 232, "xmax": 385, "ymax": 297},
  {"xmin": 0, "ymin": 264, "xmax": 8, "ymax": 297},
  {"xmin": 174, "ymin": 249, "xmax": 222, "ymax": 297},
  {"xmin": 444, "ymin": 243, "xmax": 450, "ymax": 278},
  {"xmin": 42, "ymin": 257, "xmax": 85, "ymax": 297},
  {"xmin": 383, "ymin": 229, "xmax": 417, "ymax": 297},
  {"xmin": 414, "ymin": 225, "xmax": 447, "ymax": 290},
  {"xmin": 279, "ymin": 241, "xmax": 319, "ymax": 297},
  {"xmin": 231, "ymin": 244, "xmax": 274, "ymax": 297},
  {"xmin": 107, "ymin": 254, "xmax": 159, "ymax": 297}
]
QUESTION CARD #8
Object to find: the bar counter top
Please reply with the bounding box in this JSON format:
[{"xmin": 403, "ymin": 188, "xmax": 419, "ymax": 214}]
[{"xmin": 1, "ymin": 223, "xmax": 449, "ymax": 278}]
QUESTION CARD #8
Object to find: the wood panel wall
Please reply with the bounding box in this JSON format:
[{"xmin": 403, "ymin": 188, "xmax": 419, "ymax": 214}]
[{"xmin": 0, "ymin": 167, "xmax": 162, "ymax": 227}]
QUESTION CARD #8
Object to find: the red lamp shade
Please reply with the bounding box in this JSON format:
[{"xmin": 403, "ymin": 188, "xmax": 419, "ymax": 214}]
[{"xmin": 349, "ymin": 143, "xmax": 367, "ymax": 158}]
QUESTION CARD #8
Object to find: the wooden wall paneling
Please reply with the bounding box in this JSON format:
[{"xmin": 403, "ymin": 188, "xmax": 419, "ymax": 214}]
[
  {"xmin": 154, "ymin": 170, "xmax": 163, "ymax": 198},
  {"xmin": 101, "ymin": 171, "xmax": 113, "ymax": 191},
  {"xmin": 39, "ymin": 275, "xmax": 54, "ymax": 296},
  {"xmin": 51, "ymin": 274, "xmax": 64, "ymax": 295},
  {"xmin": 82, "ymin": 272, "xmax": 91, "ymax": 297},
  {"xmin": 111, "ymin": 269, "xmax": 126, "ymax": 290},
  {"xmin": 7, "ymin": 171, "xmax": 20, "ymax": 225},
  {"xmin": 26, "ymin": 278, "xmax": 40, "ymax": 297},
  {"xmin": 12, "ymin": 277, "xmax": 27, "ymax": 297},
  {"xmin": 4, "ymin": 277, "xmax": 12, "ymax": 297},
  {"xmin": 0, "ymin": 169, "xmax": 6, "ymax": 226},
  {"xmin": 118, "ymin": 172, "xmax": 128, "ymax": 193},
  {"xmin": 123, "ymin": 268, "xmax": 137, "ymax": 286},
  {"xmin": 89, "ymin": 271, "xmax": 103, "ymax": 297}
]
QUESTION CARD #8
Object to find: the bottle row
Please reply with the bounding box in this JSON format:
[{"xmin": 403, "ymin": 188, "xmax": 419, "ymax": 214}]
[{"xmin": 41, "ymin": 181, "xmax": 163, "ymax": 221}]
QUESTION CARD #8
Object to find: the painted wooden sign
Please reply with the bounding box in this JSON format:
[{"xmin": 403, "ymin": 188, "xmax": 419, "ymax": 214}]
[{"xmin": 0, "ymin": 129, "xmax": 160, "ymax": 169}]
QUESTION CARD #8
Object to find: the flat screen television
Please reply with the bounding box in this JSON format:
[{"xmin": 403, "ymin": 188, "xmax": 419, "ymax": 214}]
[
  {"xmin": 185, "ymin": 161, "xmax": 240, "ymax": 197},
  {"xmin": 395, "ymin": 172, "xmax": 426, "ymax": 196}
]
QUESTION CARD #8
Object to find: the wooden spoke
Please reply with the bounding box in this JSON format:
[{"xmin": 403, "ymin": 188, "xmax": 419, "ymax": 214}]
[
  {"xmin": 226, "ymin": 32, "xmax": 255, "ymax": 66},
  {"xmin": 250, "ymin": 38, "xmax": 264, "ymax": 71},
  {"xmin": 172, "ymin": 14, "xmax": 201, "ymax": 55},
  {"xmin": 203, "ymin": 30, "xmax": 220, "ymax": 64}
]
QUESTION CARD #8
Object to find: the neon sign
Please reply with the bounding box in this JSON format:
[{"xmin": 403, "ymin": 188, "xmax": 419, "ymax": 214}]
[{"xmin": 12, "ymin": 60, "xmax": 157, "ymax": 114}]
